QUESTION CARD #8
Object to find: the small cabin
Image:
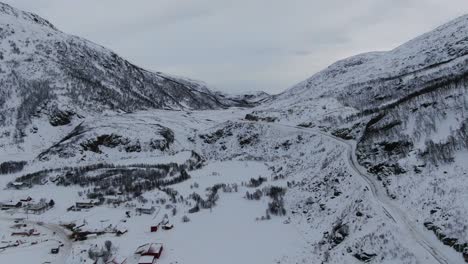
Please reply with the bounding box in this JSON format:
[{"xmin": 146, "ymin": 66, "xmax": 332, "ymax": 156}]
[
  {"xmin": 8, "ymin": 181, "xmax": 30, "ymax": 189},
  {"xmin": 25, "ymin": 202, "xmax": 50, "ymax": 215},
  {"xmin": 135, "ymin": 243, "xmax": 164, "ymax": 259},
  {"xmin": 106, "ymin": 256, "xmax": 127, "ymax": 264},
  {"xmin": 161, "ymin": 224, "xmax": 173, "ymax": 230},
  {"xmin": 138, "ymin": 255, "xmax": 156, "ymax": 264},
  {"xmin": 51, "ymin": 247, "xmax": 60, "ymax": 254},
  {"xmin": 76, "ymin": 199, "xmax": 98, "ymax": 209},
  {"xmin": 150, "ymin": 226, "xmax": 158, "ymax": 232},
  {"xmin": 20, "ymin": 196, "xmax": 33, "ymax": 202},
  {"xmin": 0, "ymin": 201, "xmax": 22, "ymax": 210}
]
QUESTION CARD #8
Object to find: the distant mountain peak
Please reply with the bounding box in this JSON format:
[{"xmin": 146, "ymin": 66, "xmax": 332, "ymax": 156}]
[{"xmin": 0, "ymin": 2, "xmax": 57, "ymax": 30}]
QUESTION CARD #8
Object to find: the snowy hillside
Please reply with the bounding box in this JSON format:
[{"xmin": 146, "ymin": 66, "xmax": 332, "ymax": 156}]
[
  {"xmin": 0, "ymin": 2, "xmax": 257, "ymax": 151},
  {"xmin": 252, "ymin": 13, "xmax": 468, "ymax": 263}
]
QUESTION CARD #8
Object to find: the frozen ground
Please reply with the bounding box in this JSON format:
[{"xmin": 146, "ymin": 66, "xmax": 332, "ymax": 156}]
[{"xmin": 0, "ymin": 158, "xmax": 308, "ymax": 264}]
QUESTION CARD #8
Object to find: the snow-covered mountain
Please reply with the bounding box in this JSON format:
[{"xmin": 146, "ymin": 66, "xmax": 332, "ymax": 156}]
[
  {"xmin": 0, "ymin": 2, "xmax": 256, "ymax": 158},
  {"xmin": 252, "ymin": 13, "xmax": 468, "ymax": 262}
]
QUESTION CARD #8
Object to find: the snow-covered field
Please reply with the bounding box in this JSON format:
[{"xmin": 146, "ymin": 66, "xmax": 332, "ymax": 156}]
[{"xmin": 0, "ymin": 157, "xmax": 307, "ymax": 264}]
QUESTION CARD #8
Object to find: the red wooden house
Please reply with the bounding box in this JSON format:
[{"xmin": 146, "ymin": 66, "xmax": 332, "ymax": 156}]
[{"xmin": 150, "ymin": 225, "xmax": 158, "ymax": 232}]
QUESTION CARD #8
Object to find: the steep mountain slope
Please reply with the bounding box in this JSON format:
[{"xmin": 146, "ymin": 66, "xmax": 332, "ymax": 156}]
[
  {"xmin": 254, "ymin": 14, "xmax": 468, "ymax": 262},
  {"xmin": 0, "ymin": 2, "xmax": 261, "ymax": 161},
  {"xmin": 0, "ymin": 2, "xmax": 253, "ymax": 148},
  {"xmin": 279, "ymin": 14, "xmax": 468, "ymax": 109}
]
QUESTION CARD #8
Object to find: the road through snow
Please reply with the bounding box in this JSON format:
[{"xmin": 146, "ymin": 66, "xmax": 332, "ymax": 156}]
[
  {"xmin": 0, "ymin": 216, "xmax": 72, "ymax": 263},
  {"xmin": 260, "ymin": 121, "xmax": 464, "ymax": 264}
]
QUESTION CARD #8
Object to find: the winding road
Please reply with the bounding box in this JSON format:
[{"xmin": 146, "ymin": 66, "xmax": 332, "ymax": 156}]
[
  {"xmin": 0, "ymin": 216, "xmax": 72, "ymax": 263},
  {"xmin": 262, "ymin": 122, "xmax": 463, "ymax": 264}
]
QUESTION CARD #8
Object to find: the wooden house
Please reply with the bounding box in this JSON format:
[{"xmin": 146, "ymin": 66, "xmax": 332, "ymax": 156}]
[
  {"xmin": 135, "ymin": 243, "xmax": 164, "ymax": 259},
  {"xmin": 138, "ymin": 255, "xmax": 156, "ymax": 264},
  {"xmin": 106, "ymin": 256, "xmax": 127, "ymax": 264},
  {"xmin": 25, "ymin": 202, "xmax": 50, "ymax": 215},
  {"xmin": 0, "ymin": 201, "xmax": 22, "ymax": 210},
  {"xmin": 136, "ymin": 206, "xmax": 155, "ymax": 215},
  {"xmin": 76, "ymin": 199, "xmax": 98, "ymax": 209}
]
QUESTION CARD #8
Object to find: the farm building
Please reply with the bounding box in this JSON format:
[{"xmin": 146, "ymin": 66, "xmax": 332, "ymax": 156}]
[
  {"xmin": 25, "ymin": 202, "xmax": 51, "ymax": 215},
  {"xmin": 0, "ymin": 201, "xmax": 22, "ymax": 210},
  {"xmin": 161, "ymin": 224, "xmax": 174, "ymax": 230},
  {"xmin": 136, "ymin": 206, "xmax": 156, "ymax": 215},
  {"xmin": 7, "ymin": 181, "xmax": 30, "ymax": 189},
  {"xmin": 11, "ymin": 229, "xmax": 40, "ymax": 237},
  {"xmin": 75, "ymin": 199, "xmax": 99, "ymax": 209},
  {"xmin": 106, "ymin": 256, "xmax": 127, "ymax": 264},
  {"xmin": 116, "ymin": 228, "xmax": 128, "ymax": 236},
  {"xmin": 20, "ymin": 196, "xmax": 32, "ymax": 202},
  {"xmin": 104, "ymin": 195, "xmax": 125, "ymax": 205},
  {"xmin": 138, "ymin": 255, "xmax": 156, "ymax": 264},
  {"xmin": 135, "ymin": 243, "xmax": 164, "ymax": 259}
]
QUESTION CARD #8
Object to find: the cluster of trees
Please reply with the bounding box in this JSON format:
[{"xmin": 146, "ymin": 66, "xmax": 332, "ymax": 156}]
[
  {"xmin": 245, "ymin": 185, "xmax": 287, "ymax": 219},
  {"xmin": 12, "ymin": 160, "xmax": 197, "ymax": 204},
  {"xmin": 420, "ymin": 119, "xmax": 468, "ymax": 164},
  {"xmin": 188, "ymin": 183, "xmax": 239, "ymax": 213},
  {"xmin": 14, "ymin": 80, "xmax": 56, "ymax": 143},
  {"xmin": 245, "ymin": 189, "xmax": 263, "ymax": 200},
  {"xmin": 0, "ymin": 160, "xmax": 27, "ymax": 174},
  {"xmin": 245, "ymin": 176, "xmax": 267, "ymax": 188},
  {"xmin": 360, "ymin": 77, "xmax": 468, "ymax": 170},
  {"xmin": 88, "ymin": 240, "xmax": 113, "ymax": 263},
  {"xmin": 188, "ymin": 184, "xmax": 222, "ymax": 211},
  {"xmin": 265, "ymin": 186, "xmax": 287, "ymax": 216},
  {"xmin": 160, "ymin": 187, "xmax": 182, "ymax": 203}
]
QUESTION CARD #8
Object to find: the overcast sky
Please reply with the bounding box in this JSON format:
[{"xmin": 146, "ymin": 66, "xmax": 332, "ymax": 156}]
[{"xmin": 4, "ymin": 0, "xmax": 468, "ymax": 94}]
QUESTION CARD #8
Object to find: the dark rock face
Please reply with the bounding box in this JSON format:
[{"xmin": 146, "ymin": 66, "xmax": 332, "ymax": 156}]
[
  {"xmin": 36, "ymin": 117, "xmax": 177, "ymax": 160},
  {"xmin": 328, "ymin": 222, "xmax": 349, "ymax": 247},
  {"xmin": 49, "ymin": 109, "xmax": 75, "ymax": 126},
  {"xmin": 80, "ymin": 134, "xmax": 127, "ymax": 153},
  {"xmin": 199, "ymin": 126, "xmax": 234, "ymax": 144},
  {"xmin": 150, "ymin": 128, "xmax": 175, "ymax": 151},
  {"xmin": 238, "ymin": 133, "xmax": 259, "ymax": 147},
  {"xmin": 244, "ymin": 114, "xmax": 278, "ymax": 123},
  {"xmin": 353, "ymin": 252, "xmax": 377, "ymax": 262},
  {"xmin": 331, "ymin": 128, "xmax": 354, "ymax": 140}
]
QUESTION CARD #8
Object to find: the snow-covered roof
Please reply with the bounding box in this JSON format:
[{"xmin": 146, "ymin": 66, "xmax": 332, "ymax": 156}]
[
  {"xmin": 135, "ymin": 243, "xmax": 163, "ymax": 255},
  {"xmin": 26, "ymin": 202, "xmax": 48, "ymax": 210},
  {"xmin": 138, "ymin": 255, "xmax": 155, "ymax": 264},
  {"xmin": 106, "ymin": 256, "xmax": 127, "ymax": 264},
  {"xmin": 136, "ymin": 205, "xmax": 155, "ymax": 210},
  {"xmin": 76, "ymin": 199, "xmax": 97, "ymax": 204},
  {"xmin": 147, "ymin": 243, "xmax": 163, "ymax": 253}
]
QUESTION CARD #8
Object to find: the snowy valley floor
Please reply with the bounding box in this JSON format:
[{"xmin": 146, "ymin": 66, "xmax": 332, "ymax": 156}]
[{"xmin": 0, "ymin": 110, "xmax": 465, "ymax": 264}]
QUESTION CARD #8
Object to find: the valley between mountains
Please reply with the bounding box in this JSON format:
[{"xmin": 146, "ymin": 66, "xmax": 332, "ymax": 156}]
[{"xmin": 1, "ymin": 2, "xmax": 468, "ymax": 264}]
